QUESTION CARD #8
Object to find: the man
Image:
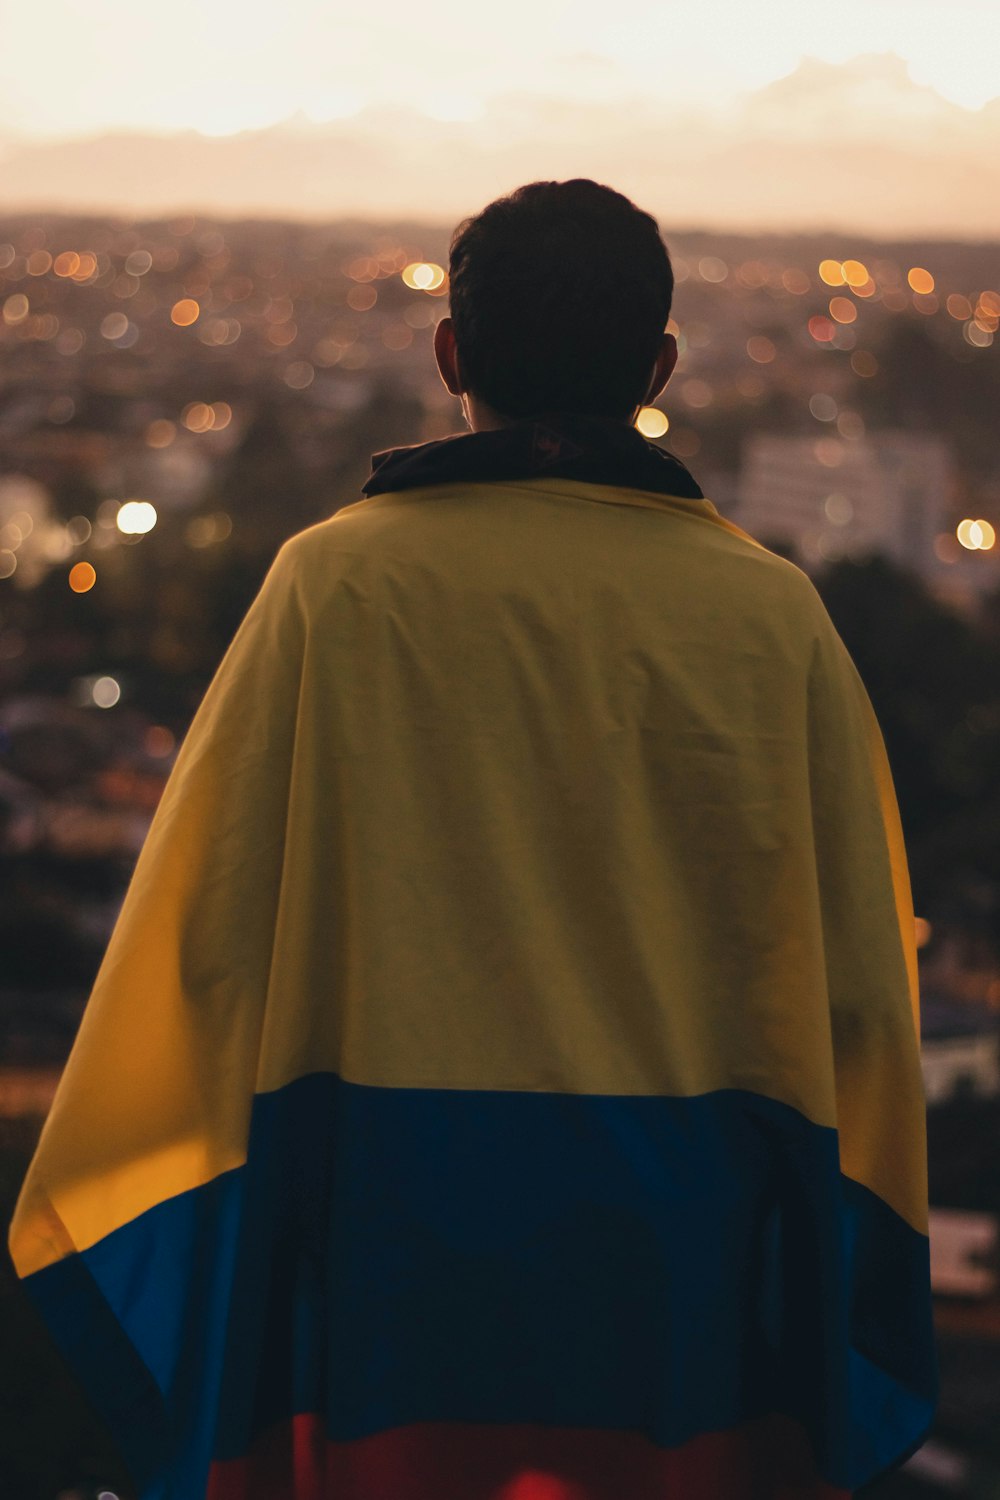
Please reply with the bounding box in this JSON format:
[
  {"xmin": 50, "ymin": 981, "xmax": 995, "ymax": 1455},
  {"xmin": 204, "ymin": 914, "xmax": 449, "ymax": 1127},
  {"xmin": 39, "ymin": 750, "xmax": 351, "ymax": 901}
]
[{"xmin": 9, "ymin": 180, "xmax": 936, "ymax": 1499}]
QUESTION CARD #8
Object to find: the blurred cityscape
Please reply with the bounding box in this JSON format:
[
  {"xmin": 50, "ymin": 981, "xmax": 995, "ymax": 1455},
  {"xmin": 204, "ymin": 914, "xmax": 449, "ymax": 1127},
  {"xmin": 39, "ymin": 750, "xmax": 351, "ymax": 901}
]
[{"xmin": 1, "ymin": 211, "xmax": 1000, "ymax": 1498}]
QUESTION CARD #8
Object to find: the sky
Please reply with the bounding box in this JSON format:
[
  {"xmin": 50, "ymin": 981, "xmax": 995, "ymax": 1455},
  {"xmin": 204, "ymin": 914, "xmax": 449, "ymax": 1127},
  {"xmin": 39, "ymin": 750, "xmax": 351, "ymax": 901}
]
[{"xmin": 3, "ymin": 0, "xmax": 998, "ymax": 141}]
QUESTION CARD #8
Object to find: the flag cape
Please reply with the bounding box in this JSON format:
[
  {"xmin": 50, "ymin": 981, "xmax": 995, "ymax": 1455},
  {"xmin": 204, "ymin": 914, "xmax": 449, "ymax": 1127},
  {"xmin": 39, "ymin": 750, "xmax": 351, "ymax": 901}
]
[{"xmin": 9, "ymin": 453, "xmax": 936, "ymax": 1498}]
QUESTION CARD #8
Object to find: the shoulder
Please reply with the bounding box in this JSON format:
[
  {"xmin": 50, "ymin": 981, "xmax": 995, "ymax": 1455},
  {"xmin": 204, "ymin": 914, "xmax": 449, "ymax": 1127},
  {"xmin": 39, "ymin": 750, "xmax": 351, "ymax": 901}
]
[
  {"xmin": 263, "ymin": 500, "xmax": 417, "ymax": 630},
  {"xmin": 693, "ymin": 507, "xmax": 839, "ymax": 651},
  {"xmin": 272, "ymin": 501, "xmax": 388, "ymax": 578},
  {"xmin": 278, "ymin": 495, "xmax": 410, "ymax": 565},
  {"xmin": 703, "ymin": 505, "xmax": 820, "ymax": 591}
]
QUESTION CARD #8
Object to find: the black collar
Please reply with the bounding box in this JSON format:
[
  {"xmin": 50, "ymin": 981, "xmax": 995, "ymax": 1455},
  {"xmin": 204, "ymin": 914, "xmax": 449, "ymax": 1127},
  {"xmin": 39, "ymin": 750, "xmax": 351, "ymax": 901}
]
[{"xmin": 362, "ymin": 414, "xmax": 703, "ymax": 501}]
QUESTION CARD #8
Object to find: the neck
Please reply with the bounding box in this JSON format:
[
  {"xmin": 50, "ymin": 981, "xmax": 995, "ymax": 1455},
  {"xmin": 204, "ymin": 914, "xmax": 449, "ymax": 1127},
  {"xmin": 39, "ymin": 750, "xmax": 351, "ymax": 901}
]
[{"xmin": 465, "ymin": 393, "xmax": 637, "ymax": 433}]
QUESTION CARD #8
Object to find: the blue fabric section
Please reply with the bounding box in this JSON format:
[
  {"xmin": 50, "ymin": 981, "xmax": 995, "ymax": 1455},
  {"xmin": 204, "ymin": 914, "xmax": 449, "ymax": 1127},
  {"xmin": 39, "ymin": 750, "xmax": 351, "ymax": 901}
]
[
  {"xmin": 21, "ymin": 1074, "xmax": 937, "ymax": 1498},
  {"xmin": 24, "ymin": 1167, "xmax": 246, "ymax": 1500},
  {"xmin": 25, "ymin": 1243, "xmax": 169, "ymax": 1493}
]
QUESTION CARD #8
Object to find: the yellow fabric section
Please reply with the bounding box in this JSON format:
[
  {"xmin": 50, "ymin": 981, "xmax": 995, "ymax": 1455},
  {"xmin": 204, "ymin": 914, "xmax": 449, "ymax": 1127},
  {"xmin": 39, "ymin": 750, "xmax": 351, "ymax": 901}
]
[
  {"xmin": 805, "ymin": 620, "xmax": 927, "ymax": 1231},
  {"xmin": 9, "ymin": 476, "xmax": 929, "ymax": 1275}
]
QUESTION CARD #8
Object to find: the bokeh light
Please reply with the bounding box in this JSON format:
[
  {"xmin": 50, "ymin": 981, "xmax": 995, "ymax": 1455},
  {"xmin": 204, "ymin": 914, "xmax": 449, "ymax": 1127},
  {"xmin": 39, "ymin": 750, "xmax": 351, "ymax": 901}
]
[
  {"xmin": 347, "ymin": 284, "xmax": 378, "ymax": 311},
  {"xmin": 956, "ymin": 519, "xmax": 996, "ymax": 550},
  {"xmin": 681, "ymin": 380, "xmax": 713, "ymax": 409},
  {"xmin": 907, "ymin": 267, "xmax": 935, "ymax": 294},
  {"xmin": 824, "ymin": 493, "xmax": 854, "ymax": 525},
  {"xmin": 69, "ymin": 561, "xmax": 97, "ymax": 592},
  {"xmin": 92, "ymin": 676, "xmax": 121, "ymax": 708},
  {"xmin": 780, "ymin": 268, "xmax": 810, "ymax": 295},
  {"xmin": 185, "ymin": 512, "xmax": 233, "ymax": 548},
  {"xmin": 809, "ymin": 393, "xmax": 838, "ymax": 422},
  {"xmin": 635, "ymin": 406, "xmax": 669, "ymax": 437},
  {"xmin": 814, "ymin": 437, "xmax": 845, "ymax": 467},
  {"xmin": 100, "ymin": 312, "xmax": 130, "ymax": 340},
  {"xmin": 182, "ymin": 402, "xmax": 215, "ymax": 432},
  {"xmin": 382, "ymin": 324, "xmax": 414, "ymax": 350},
  {"xmin": 850, "ymin": 350, "xmax": 879, "ymax": 377},
  {"xmin": 66, "ymin": 516, "xmax": 91, "ymax": 544},
  {"xmin": 145, "ymin": 725, "xmax": 176, "ymax": 757},
  {"xmin": 808, "ymin": 316, "xmax": 835, "ymax": 342},
  {"xmin": 3, "ymin": 294, "xmax": 30, "ymax": 325},
  {"xmin": 72, "ymin": 252, "xmax": 98, "ymax": 281},
  {"xmin": 53, "ymin": 251, "xmax": 81, "ymax": 277},
  {"xmin": 670, "ymin": 428, "xmax": 700, "ymax": 457},
  {"xmin": 402, "ymin": 262, "xmax": 446, "ymax": 291},
  {"xmin": 828, "ymin": 297, "xmax": 857, "ymax": 324},
  {"xmin": 116, "ymin": 501, "xmax": 157, "ymax": 535},
  {"xmin": 837, "ymin": 410, "xmax": 865, "ymax": 440},
  {"xmin": 284, "ymin": 361, "xmax": 315, "ymax": 388},
  {"xmin": 965, "ymin": 322, "xmax": 994, "ymax": 348},
  {"xmin": 698, "ymin": 256, "xmax": 728, "ymax": 283},
  {"xmin": 171, "ymin": 298, "xmax": 201, "ymax": 326},
  {"xmin": 146, "ymin": 419, "xmax": 177, "ymax": 447},
  {"xmin": 746, "ymin": 336, "xmax": 776, "ymax": 363}
]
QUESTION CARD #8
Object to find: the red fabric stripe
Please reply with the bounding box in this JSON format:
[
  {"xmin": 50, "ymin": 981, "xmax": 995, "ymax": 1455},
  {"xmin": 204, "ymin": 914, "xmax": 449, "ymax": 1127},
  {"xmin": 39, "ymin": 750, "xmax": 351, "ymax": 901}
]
[{"xmin": 206, "ymin": 1412, "xmax": 851, "ymax": 1500}]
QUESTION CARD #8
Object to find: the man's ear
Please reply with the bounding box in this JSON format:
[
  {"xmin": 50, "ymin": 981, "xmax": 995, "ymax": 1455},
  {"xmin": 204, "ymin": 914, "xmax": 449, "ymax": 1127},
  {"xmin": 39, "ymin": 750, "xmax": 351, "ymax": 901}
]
[
  {"xmin": 644, "ymin": 332, "xmax": 678, "ymax": 405},
  {"xmin": 434, "ymin": 316, "xmax": 463, "ymax": 397}
]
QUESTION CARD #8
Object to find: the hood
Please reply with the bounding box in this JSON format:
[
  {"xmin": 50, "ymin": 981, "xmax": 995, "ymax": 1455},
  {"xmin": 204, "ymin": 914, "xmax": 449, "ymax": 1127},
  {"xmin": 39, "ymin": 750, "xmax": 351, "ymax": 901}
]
[{"xmin": 362, "ymin": 413, "xmax": 704, "ymax": 501}]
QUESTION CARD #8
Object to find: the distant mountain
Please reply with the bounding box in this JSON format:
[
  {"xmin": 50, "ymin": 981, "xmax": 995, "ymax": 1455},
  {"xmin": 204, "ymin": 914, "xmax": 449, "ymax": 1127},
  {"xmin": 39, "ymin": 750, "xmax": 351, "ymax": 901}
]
[
  {"xmin": 736, "ymin": 53, "xmax": 976, "ymax": 142},
  {"xmin": 1, "ymin": 54, "xmax": 997, "ymax": 236}
]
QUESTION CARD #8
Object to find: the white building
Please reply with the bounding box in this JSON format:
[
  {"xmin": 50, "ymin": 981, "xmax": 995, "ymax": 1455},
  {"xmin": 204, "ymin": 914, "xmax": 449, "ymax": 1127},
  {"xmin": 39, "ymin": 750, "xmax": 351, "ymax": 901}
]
[
  {"xmin": 732, "ymin": 429, "xmax": 999, "ymax": 606},
  {"xmin": 919, "ymin": 993, "xmax": 1000, "ymax": 1104},
  {"xmin": 922, "ymin": 1031, "xmax": 1000, "ymax": 1105}
]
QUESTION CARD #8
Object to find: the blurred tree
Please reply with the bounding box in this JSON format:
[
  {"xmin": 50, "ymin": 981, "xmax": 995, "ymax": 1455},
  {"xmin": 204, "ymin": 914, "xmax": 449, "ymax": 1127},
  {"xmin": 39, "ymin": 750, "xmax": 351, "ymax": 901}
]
[
  {"xmin": 319, "ymin": 375, "xmax": 427, "ymax": 510},
  {"xmin": 814, "ymin": 555, "xmax": 1000, "ymax": 928},
  {"xmin": 217, "ymin": 398, "xmax": 319, "ymax": 554}
]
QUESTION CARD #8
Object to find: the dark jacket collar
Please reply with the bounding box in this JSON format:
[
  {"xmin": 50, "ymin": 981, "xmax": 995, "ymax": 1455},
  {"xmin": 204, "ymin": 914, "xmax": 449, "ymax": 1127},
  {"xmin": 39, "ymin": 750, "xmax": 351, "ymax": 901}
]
[{"xmin": 362, "ymin": 414, "xmax": 703, "ymax": 501}]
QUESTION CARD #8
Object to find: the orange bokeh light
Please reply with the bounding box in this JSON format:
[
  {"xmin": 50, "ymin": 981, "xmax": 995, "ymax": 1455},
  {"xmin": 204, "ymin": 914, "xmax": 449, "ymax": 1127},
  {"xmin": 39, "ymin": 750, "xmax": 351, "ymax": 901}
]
[
  {"xmin": 829, "ymin": 297, "xmax": 858, "ymax": 324},
  {"xmin": 907, "ymin": 267, "xmax": 935, "ymax": 295},
  {"xmin": 53, "ymin": 251, "xmax": 81, "ymax": 277},
  {"xmin": 171, "ymin": 298, "xmax": 200, "ymax": 327}
]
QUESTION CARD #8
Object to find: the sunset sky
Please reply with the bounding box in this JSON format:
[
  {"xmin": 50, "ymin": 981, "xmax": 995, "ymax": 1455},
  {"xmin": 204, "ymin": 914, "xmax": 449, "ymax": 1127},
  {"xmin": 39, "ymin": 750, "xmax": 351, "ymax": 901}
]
[{"xmin": 3, "ymin": 0, "xmax": 997, "ymax": 140}]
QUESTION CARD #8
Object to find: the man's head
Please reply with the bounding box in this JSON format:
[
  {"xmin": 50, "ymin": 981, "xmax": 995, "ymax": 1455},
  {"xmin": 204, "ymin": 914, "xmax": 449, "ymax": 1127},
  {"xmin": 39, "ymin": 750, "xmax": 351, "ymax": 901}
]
[{"xmin": 433, "ymin": 179, "xmax": 678, "ymax": 430}]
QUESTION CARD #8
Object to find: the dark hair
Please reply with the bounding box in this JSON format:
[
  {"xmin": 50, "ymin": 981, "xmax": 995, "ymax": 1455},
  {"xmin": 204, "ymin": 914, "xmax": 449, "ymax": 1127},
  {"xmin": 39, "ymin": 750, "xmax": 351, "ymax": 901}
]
[{"xmin": 447, "ymin": 179, "xmax": 673, "ymax": 422}]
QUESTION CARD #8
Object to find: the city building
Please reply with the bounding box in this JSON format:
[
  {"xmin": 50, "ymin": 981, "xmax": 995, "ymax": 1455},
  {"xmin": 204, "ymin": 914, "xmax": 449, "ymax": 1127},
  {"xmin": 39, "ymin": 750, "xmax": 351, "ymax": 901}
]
[
  {"xmin": 921, "ymin": 994, "xmax": 1000, "ymax": 1106},
  {"xmin": 733, "ymin": 429, "xmax": 999, "ymax": 609}
]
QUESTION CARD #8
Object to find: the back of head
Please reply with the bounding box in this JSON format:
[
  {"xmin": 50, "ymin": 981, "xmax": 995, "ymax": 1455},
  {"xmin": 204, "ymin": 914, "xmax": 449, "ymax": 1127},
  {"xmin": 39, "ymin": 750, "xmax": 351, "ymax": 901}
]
[{"xmin": 448, "ymin": 179, "xmax": 673, "ymax": 423}]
